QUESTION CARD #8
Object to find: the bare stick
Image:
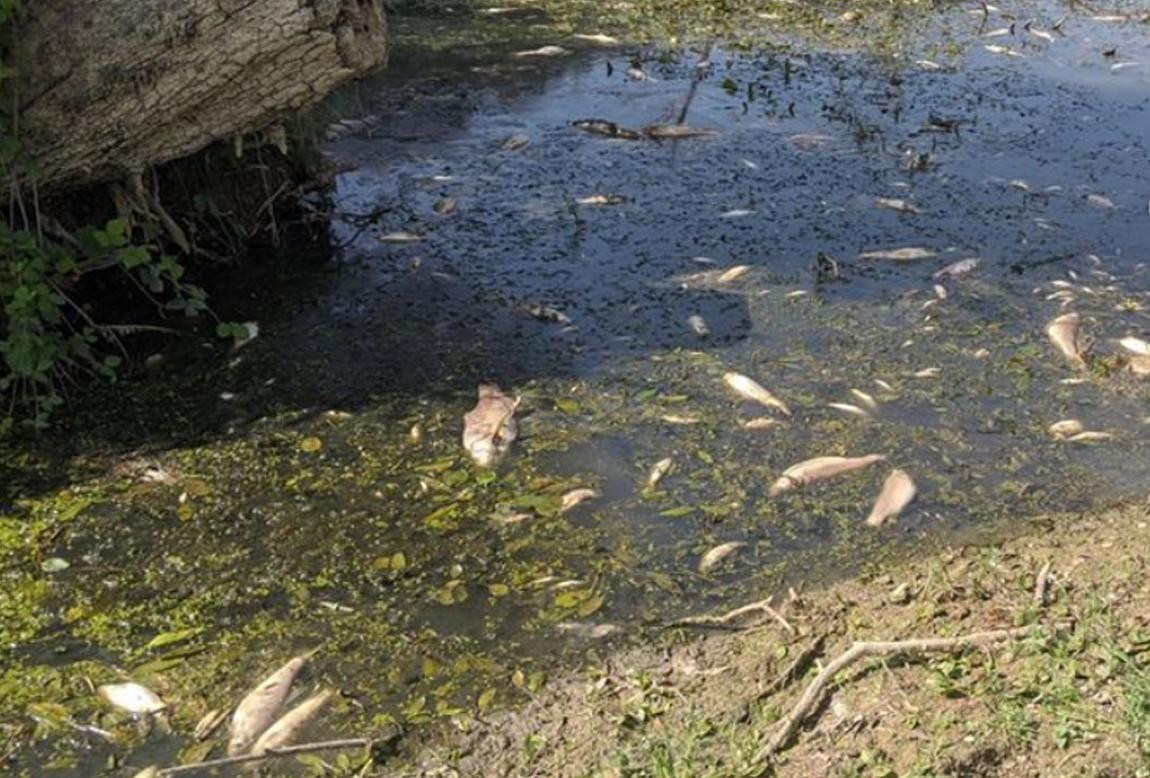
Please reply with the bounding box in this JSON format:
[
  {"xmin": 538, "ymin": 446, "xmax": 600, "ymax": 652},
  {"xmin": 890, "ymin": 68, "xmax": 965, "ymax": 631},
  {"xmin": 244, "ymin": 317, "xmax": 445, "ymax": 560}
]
[
  {"xmin": 1033, "ymin": 561, "xmax": 1052, "ymax": 606},
  {"xmin": 156, "ymin": 738, "xmax": 370, "ymax": 776},
  {"xmin": 756, "ymin": 635, "xmax": 826, "ymax": 702},
  {"xmin": 670, "ymin": 597, "xmax": 794, "ymax": 633},
  {"xmin": 755, "ymin": 626, "xmax": 1033, "ymax": 763}
]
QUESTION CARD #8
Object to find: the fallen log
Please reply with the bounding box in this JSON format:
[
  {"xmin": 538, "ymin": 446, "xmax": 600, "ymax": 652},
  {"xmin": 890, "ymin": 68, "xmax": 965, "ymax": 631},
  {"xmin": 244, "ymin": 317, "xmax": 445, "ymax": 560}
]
[{"xmin": 10, "ymin": 0, "xmax": 388, "ymax": 195}]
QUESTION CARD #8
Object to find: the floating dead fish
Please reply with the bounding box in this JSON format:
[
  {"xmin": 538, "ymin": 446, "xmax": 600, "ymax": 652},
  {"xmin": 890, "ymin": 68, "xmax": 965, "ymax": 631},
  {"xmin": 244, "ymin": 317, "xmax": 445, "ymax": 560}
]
[
  {"xmin": 687, "ymin": 315, "xmax": 710, "ymax": 337},
  {"xmin": 249, "ymin": 689, "xmax": 334, "ymax": 758},
  {"xmin": 859, "ymin": 247, "xmax": 936, "ymax": 262},
  {"xmin": 1028, "ymin": 27, "xmax": 1055, "ymax": 42},
  {"xmin": 228, "ymin": 654, "xmax": 310, "ymax": 755},
  {"xmin": 1119, "ymin": 337, "xmax": 1150, "ymax": 356},
  {"xmin": 501, "ymin": 133, "xmax": 530, "ymax": 151},
  {"xmin": 916, "ymin": 59, "xmax": 943, "ymax": 70},
  {"xmin": 515, "ymin": 303, "xmax": 571, "ymax": 324},
  {"xmin": 379, "ymin": 231, "xmax": 422, "ymax": 243},
  {"xmin": 626, "ymin": 66, "xmax": 654, "ymax": 81},
  {"xmin": 770, "ymin": 454, "xmax": 886, "ymax": 496},
  {"xmin": 645, "ymin": 124, "xmax": 719, "ymax": 139},
  {"xmin": 828, "ymin": 402, "xmax": 870, "ymax": 418},
  {"xmin": 717, "ymin": 265, "xmax": 751, "ymax": 282},
  {"xmin": 1087, "ymin": 193, "xmax": 1116, "ymax": 209},
  {"xmin": 723, "ymin": 372, "xmax": 791, "ymax": 415},
  {"xmin": 983, "ymin": 26, "xmax": 1013, "ymax": 37},
  {"xmin": 463, "ymin": 385, "xmax": 520, "ymax": 468},
  {"xmin": 1060, "ymin": 377, "xmax": 1089, "ymax": 385},
  {"xmin": 876, "ymin": 197, "xmax": 919, "ymax": 214},
  {"xmin": 913, "ymin": 367, "xmax": 941, "ymax": 379},
  {"xmin": 698, "ymin": 542, "xmax": 747, "ymax": 574},
  {"xmin": 644, "ymin": 457, "xmax": 674, "ymax": 491},
  {"xmin": 785, "ymin": 290, "xmax": 810, "ymax": 299},
  {"xmin": 1111, "ymin": 62, "xmax": 1143, "ymax": 73},
  {"xmin": 874, "ymin": 379, "xmax": 896, "ymax": 393},
  {"xmin": 742, "ymin": 418, "xmax": 779, "ymax": 430},
  {"xmin": 789, "ymin": 133, "xmax": 833, "ymax": 151},
  {"xmin": 98, "ymin": 683, "xmax": 167, "ymax": 716},
  {"xmin": 576, "ymin": 194, "xmax": 626, "ymax": 205},
  {"xmin": 850, "ymin": 389, "xmax": 879, "ymax": 411},
  {"xmin": 984, "ymin": 44, "xmax": 1025, "ymax": 57},
  {"xmin": 661, "ymin": 414, "xmax": 701, "ymax": 425},
  {"xmin": 1067, "ymin": 431, "xmax": 1113, "ymax": 443},
  {"xmin": 132, "ymin": 767, "xmax": 160, "ymax": 778},
  {"xmin": 933, "ymin": 284, "xmax": 948, "ymax": 299},
  {"xmin": 1046, "ymin": 312, "xmax": 1086, "ymax": 368},
  {"xmin": 572, "ymin": 33, "xmax": 619, "ymax": 45},
  {"xmin": 572, "ymin": 119, "xmax": 643, "ymax": 140},
  {"xmin": 1048, "ymin": 419, "xmax": 1084, "ymax": 440},
  {"xmin": 720, "ymin": 208, "xmax": 755, "ymax": 219},
  {"xmin": 556, "ymin": 622, "xmax": 623, "ymax": 639},
  {"xmin": 560, "ymin": 488, "xmax": 599, "ymax": 512},
  {"xmin": 516, "ymin": 45, "xmax": 569, "ymax": 57},
  {"xmin": 865, "ymin": 469, "xmax": 916, "ymax": 527}
]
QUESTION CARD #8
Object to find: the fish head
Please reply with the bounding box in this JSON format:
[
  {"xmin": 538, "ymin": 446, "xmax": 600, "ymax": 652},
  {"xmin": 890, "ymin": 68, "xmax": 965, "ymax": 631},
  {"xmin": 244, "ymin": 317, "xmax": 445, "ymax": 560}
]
[
  {"xmin": 465, "ymin": 437, "xmax": 509, "ymax": 468},
  {"xmin": 477, "ymin": 383, "xmax": 505, "ymax": 399}
]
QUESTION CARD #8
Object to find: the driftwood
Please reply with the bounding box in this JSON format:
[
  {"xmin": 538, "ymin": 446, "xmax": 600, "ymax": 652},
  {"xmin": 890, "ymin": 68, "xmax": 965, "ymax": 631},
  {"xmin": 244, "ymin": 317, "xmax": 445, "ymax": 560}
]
[
  {"xmin": 155, "ymin": 737, "xmax": 370, "ymax": 776},
  {"xmin": 11, "ymin": 0, "xmax": 388, "ymax": 195}
]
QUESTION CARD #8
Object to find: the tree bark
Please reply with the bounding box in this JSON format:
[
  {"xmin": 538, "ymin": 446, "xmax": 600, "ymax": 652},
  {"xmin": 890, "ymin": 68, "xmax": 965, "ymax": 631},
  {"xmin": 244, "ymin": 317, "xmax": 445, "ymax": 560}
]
[{"xmin": 11, "ymin": 0, "xmax": 387, "ymax": 195}]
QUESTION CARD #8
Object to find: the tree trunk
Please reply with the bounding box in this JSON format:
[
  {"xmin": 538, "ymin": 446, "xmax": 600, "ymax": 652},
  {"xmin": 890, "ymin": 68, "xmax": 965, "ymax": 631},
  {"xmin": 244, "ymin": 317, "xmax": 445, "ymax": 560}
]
[{"xmin": 11, "ymin": 0, "xmax": 387, "ymax": 195}]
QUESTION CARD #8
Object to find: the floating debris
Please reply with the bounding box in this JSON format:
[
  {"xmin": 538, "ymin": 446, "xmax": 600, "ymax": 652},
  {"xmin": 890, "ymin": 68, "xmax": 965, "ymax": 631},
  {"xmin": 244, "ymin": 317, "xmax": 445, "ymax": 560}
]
[
  {"xmin": 933, "ymin": 258, "xmax": 980, "ymax": 279},
  {"xmin": 769, "ymin": 454, "xmax": 886, "ymax": 496},
  {"xmin": 1118, "ymin": 337, "xmax": 1150, "ymax": 356},
  {"xmin": 514, "ymin": 303, "xmax": 571, "ymax": 324},
  {"xmin": 876, "ymin": 197, "xmax": 919, "ymax": 214},
  {"xmin": 560, "ymin": 488, "xmax": 599, "ymax": 512},
  {"xmin": 515, "ymin": 45, "xmax": 569, "ymax": 57},
  {"xmin": 463, "ymin": 385, "xmax": 520, "ymax": 468},
  {"xmin": 250, "ymin": 689, "xmax": 334, "ymax": 757},
  {"xmin": 865, "ymin": 469, "xmax": 917, "ymax": 527},
  {"xmin": 1048, "ymin": 419, "xmax": 1084, "ymax": 440},
  {"xmin": 555, "ymin": 622, "xmax": 623, "ymax": 639},
  {"xmin": 698, "ymin": 542, "xmax": 747, "ymax": 574},
  {"xmin": 788, "ymin": 133, "xmax": 832, "ymax": 151},
  {"xmin": 98, "ymin": 683, "xmax": 167, "ymax": 716},
  {"xmin": 501, "ymin": 133, "xmax": 530, "ymax": 151},
  {"xmin": 626, "ymin": 66, "xmax": 654, "ymax": 81},
  {"xmin": 1046, "ymin": 312, "xmax": 1086, "ymax": 368},
  {"xmin": 434, "ymin": 197, "xmax": 457, "ymax": 214},
  {"xmin": 228, "ymin": 654, "xmax": 310, "ymax": 755},
  {"xmin": 687, "ymin": 314, "xmax": 710, "ymax": 337},
  {"xmin": 572, "ymin": 119, "xmax": 642, "ymax": 140},
  {"xmin": 859, "ymin": 247, "xmax": 937, "ymax": 262},
  {"xmin": 723, "ymin": 372, "xmax": 791, "ymax": 415},
  {"xmin": 644, "ymin": 457, "xmax": 674, "ymax": 492},
  {"xmin": 379, "ymin": 231, "xmax": 422, "ymax": 243},
  {"xmin": 645, "ymin": 124, "xmax": 719, "ymax": 139}
]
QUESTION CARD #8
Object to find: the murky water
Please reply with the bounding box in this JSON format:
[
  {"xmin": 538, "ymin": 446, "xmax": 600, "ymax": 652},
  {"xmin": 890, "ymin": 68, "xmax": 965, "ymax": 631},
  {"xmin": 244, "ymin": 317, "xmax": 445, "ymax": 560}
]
[{"xmin": 4, "ymin": 2, "xmax": 1150, "ymax": 774}]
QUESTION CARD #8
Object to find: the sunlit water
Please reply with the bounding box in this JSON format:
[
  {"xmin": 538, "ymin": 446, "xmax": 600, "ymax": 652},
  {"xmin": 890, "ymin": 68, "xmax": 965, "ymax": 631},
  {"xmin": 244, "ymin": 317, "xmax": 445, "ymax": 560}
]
[{"xmin": 8, "ymin": 2, "xmax": 1150, "ymax": 774}]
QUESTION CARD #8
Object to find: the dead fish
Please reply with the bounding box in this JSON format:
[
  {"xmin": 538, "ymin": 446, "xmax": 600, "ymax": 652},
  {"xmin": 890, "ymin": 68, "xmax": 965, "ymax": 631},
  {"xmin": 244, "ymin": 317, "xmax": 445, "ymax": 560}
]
[
  {"xmin": 1127, "ymin": 356, "xmax": 1150, "ymax": 377},
  {"xmin": 913, "ymin": 367, "xmax": 941, "ymax": 379},
  {"xmin": 1028, "ymin": 27, "xmax": 1056, "ymax": 42},
  {"xmin": 661, "ymin": 414, "xmax": 701, "ymax": 425},
  {"xmin": 1068, "ymin": 431, "xmax": 1113, "ymax": 443},
  {"xmin": 560, "ymin": 488, "xmax": 599, "ymax": 512},
  {"xmin": 788, "ymin": 133, "xmax": 832, "ymax": 151},
  {"xmin": 644, "ymin": 124, "xmax": 719, "ymax": 139},
  {"xmin": 687, "ymin": 314, "xmax": 710, "ymax": 337},
  {"xmin": 1111, "ymin": 62, "xmax": 1143, "ymax": 73},
  {"xmin": 433, "ymin": 197, "xmax": 456, "ymax": 215},
  {"xmin": 515, "ymin": 303, "xmax": 571, "ymax": 325},
  {"xmin": 916, "ymin": 59, "xmax": 943, "ymax": 70},
  {"xmin": 850, "ymin": 389, "xmax": 879, "ymax": 411},
  {"xmin": 516, "ymin": 45, "xmax": 569, "ymax": 57},
  {"xmin": 859, "ymin": 247, "xmax": 937, "ymax": 262},
  {"xmin": 876, "ymin": 197, "xmax": 919, "ymax": 214},
  {"xmin": 576, "ymin": 194, "xmax": 626, "ymax": 205},
  {"xmin": 228, "ymin": 654, "xmax": 310, "ymax": 755},
  {"xmin": 572, "ymin": 119, "xmax": 643, "ymax": 140},
  {"xmin": 742, "ymin": 418, "xmax": 779, "ymax": 431},
  {"xmin": 572, "ymin": 32, "xmax": 619, "ymax": 45},
  {"xmin": 249, "ymin": 689, "xmax": 334, "ymax": 759},
  {"xmin": 1119, "ymin": 337, "xmax": 1150, "ymax": 356},
  {"xmin": 723, "ymin": 372, "xmax": 791, "ymax": 415},
  {"xmin": 984, "ymin": 44, "xmax": 1025, "ymax": 57},
  {"xmin": 132, "ymin": 768, "xmax": 160, "ymax": 778},
  {"xmin": 874, "ymin": 379, "xmax": 896, "ymax": 393},
  {"xmin": 1048, "ymin": 419, "xmax": 1084, "ymax": 440},
  {"xmin": 501, "ymin": 133, "xmax": 530, "ymax": 151},
  {"xmin": 1046, "ymin": 312, "xmax": 1086, "ymax": 368},
  {"xmin": 769, "ymin": 454, "xmax": 886, "ymax": 496},
  {"xmin": 829, "ymin": 402, "xmax": 870, "ymax": 418},
  {"xmin": 865, "ymin": 469, "xmax": 916, "ymax": 527},
  {"xmin": 98, "ymin": 683, "xmax": 167, "ymax": 716},
  {"xmin": 462, "ymin": 384, "xmax": 520, "ymax": 468},
  {"xmin": 556, "ymin": 622, "xmax": 623, "ymax": 639},
  {"xmin": 933, "ymin": 284, "xmax": 948, "ymax": 300},
  {"xmin": 644, "ymin": 457, "xmax": 673, "ymax": 491},
  {"xmin": 1087, "ymin": 193, "xmax": 1116, "ymax": 209},
  {"xmin": 720, "ymin": 208, "xmax": 755, "ymax": 219},
  {"xmin": 626, "ymin": 66, "xmax": 654, "ymax": 81},
  {"xmin": 698, "ymin": 541, "xmax": 747, "ymax": 574},
  {"xmin": 983, "ymin": 26, "xmax": 1013, "ymax": 37},
  {"xmin": 717, "ymin": 265, "xmax": 751, "ymax": 282},
  {"xmin": 379, "ymin": 231, "xmax": 422, "ymax": 243}
]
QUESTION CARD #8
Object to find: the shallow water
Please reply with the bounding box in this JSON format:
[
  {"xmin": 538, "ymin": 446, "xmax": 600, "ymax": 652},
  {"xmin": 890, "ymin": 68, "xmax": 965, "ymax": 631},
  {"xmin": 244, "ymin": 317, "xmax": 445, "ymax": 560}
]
[{"xmin": 4, "ymin": 1, "xmax": 1150, "ymax": 774}]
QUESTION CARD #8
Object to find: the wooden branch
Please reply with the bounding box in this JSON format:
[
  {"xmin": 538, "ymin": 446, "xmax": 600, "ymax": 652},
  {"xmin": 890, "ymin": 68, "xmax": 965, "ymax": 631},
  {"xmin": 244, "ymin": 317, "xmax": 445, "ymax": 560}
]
[
  {"xmin": 669, "ymin": 597, "xmax": 795, "ymax": 633},
  {"xmin": 1033, "ymin": 561, "xmax": 1052, "ymax": 606},
  {"xmin": 756, "ymin": 635, "xmax": 827, "ymax": 702},
  {"xmin": 155, "ymin": 738, "xmax": 370, "ymax": 776},
  {"xmin": 754, "ymin": 626, "xmax": 1033, "ymax": 763}
]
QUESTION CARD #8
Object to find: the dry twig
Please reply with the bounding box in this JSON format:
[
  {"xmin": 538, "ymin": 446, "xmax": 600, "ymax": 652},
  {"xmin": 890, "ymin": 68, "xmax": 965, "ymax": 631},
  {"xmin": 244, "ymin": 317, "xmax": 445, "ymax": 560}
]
[
  {"xmin": 1033, "ymin": 561, "xmax": 1052, "ymax": 606},
  {"xmin": 670, "ymin": 597, "xmax": 796, "ymax": 634},
  {"xmin": 155, "ymin": 738, "xmax": 370, "ymax": 776}
]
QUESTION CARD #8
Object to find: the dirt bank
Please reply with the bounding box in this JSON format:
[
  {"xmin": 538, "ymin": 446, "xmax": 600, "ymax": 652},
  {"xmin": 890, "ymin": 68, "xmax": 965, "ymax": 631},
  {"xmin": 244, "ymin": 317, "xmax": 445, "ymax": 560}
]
[{"xmin": 400, "ymin": 499, "xmax": 1150, "ymax": 777}]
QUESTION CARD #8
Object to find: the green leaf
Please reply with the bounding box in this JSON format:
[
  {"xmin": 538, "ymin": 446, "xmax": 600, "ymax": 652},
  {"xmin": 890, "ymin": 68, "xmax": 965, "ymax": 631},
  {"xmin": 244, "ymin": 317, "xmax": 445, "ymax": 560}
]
[{"xmin": 144, "ymin": 626, "xmax": 204, "ymax": 651}]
